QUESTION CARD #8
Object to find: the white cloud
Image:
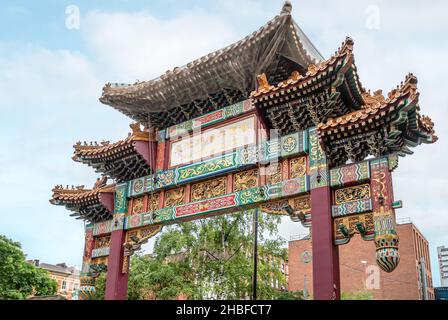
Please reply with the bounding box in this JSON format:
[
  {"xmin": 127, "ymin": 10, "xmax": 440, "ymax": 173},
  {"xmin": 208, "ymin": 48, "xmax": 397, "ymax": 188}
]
[
  {"xmin": 83, "ymin": 10, "xmax": 238, "ymax": 82},
  {"xmin": 1, "ymin": 1, "xmax": 447, "ymax": 286},
  {"xmin": 0, "ymin": 44, "xmax": 129, "ymax": 266}
]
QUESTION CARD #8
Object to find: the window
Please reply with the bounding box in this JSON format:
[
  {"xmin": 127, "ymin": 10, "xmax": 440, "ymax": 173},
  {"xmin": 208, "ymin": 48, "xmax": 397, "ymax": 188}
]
[{"xmin": 62, "ymin": 280, "xmax": 67, "ymax": 290}]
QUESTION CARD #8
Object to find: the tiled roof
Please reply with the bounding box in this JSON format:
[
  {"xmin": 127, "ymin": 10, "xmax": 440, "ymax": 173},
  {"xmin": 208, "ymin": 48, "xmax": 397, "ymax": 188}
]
[
  {"xmin": 99, "ymin": 2, "xmax": 323, "ymax": 127},
  {"xmin": 73, "ymin": 123, "xmax": 148, "ymax": 160},
  {"xmin": 38, "ymin": 263, "xmax": 80, "ymax": 276},
  {"xmin": 50, "ymin": 177, "xmax": 115, "ymax": 222},
  {"xmin": 317, "ymin": 73, "xmax": 435, "ymax": 136},
  {"xmin": 250, "ymin": 37, "xmax": 356, "ymax": 99},
  {"xmin": 50, "ymin": 178, "xmax": 115, "ymax": 207}
]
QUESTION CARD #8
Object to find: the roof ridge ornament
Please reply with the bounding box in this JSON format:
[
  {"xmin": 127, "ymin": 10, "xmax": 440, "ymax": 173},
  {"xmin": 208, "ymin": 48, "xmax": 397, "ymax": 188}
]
[
  {"xmin": 281, "ymin": 1, "xmax": 293, "ymax": 15},
  {"xmin": 93, "ymin": 176, "xmax": 108, "ymax": 190},
  {"xmin": 362, "ymin": 89, "xmax": 386, "ymax": 107},
  {"xmin": 51, "ymin": 184, "xmax": 89, "ymax": 193}
]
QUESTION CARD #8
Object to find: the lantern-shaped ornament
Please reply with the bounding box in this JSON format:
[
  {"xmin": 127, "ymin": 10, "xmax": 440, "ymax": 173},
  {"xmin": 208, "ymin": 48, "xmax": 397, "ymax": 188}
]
[{"xmin": 373, "ymin": 206, "xmax": 400, "ymax": 273}]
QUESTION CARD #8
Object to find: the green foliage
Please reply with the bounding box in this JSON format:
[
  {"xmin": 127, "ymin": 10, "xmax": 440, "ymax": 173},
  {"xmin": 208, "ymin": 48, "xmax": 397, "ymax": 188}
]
[
  {"xmin": 341, "ymin": 290, "xmax": 374, "ymax": 300},
  {"xmin": 92, "ymin": 273, "xmax": 106, "ymax": 300},
  {"xmin": 0, "ymin": 235, "xmax": 57, "ymax": 299},
  {"xmin": 125, "ymin": 210, "xmax": 288, "ymax": 300},
  {"xmin": 128, "ymin": 254, "xmax": 191, "ymax": 300},
  {"xmin": 274, "ymin": 290, "xmax": 305, "ymax": 300}
]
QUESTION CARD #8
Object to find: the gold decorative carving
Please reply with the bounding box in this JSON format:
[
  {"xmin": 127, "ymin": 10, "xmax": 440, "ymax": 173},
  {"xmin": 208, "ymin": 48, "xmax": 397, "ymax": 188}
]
[
  {"xmin": 362, "ymin": 89, "xmax": 386, "ymax": 107},
  {"xmin": 122, "ymin": 256, "xmax": 130, "ymax": 274},
  {"xmin": 259, "ymin": 200, "xmax": 288, "ymax": 215},
  {"xmin": 334, "ymin": 212, "xmax": 374, "ymax": 240},
  {"xmin": 132, "ymin": 197, "xmax": 145, "ymax": 215},
  {"xmin": 191, "ymin": 177, "xmax": 226, "ymax": 202},
  {"xmin": 335, "ymin": 184, "xmax": 370, "ymax": 205},
  {"xmin": 290, "ymin": 156, "xmax": 307, "ymax": 178},
  {"xmin": 126, "ymin": 225, "xmax": 162, "ymax": 243},
  {"xmin": 123, "ymin": 225, "xmax": 162, "ymax": 274},
  {"xmin": 256, "ymin": 73, "xmax": 271, "ymax": 91},
  {"xmin": 147, "ymin": 193, "xmax": 160, "ymax": 211},
  {"xmin": 420, "ymin": 115, "xmax": 435, "ymax": 134},
  {"xmin": 94, "ymin": 236, "xmax": 111, "ymax": 249},
  {"xmin": 233, "ymin": 169, "xmax": 259, "ymax": 192},
  {"xmin": 93, "ymin": 176, "xmax": 108, "ymax": 189},
  {"xmin": 259, "ymin": 195, "xmax": 311, "ymax": 215},
  {"xmin": 91, "ymin": 256, "xmax": 108, "ymax": 266},
  {"xmin": 266, "ymin": 163, "xmax": 282, "ymax": 185},
  {"xmin": 290, "ymin": 195, "xmax": 311, "ymax": 212},
  {"xmin": 306, "ymin": 64, "xmax": 318, "ymax": 76},
  {"xmin": 289, "ymin": 71, "xmax": 302, "ymax": 82},
  {"xmin": 164, "ymin": 187, "xmax": 185, "ymax": 207}
]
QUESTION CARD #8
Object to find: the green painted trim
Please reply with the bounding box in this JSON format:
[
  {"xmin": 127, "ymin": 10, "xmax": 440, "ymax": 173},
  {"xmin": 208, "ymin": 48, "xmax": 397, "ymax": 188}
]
[
  {"xmin": 329, "ymin": 161, "xmax": 370, "ymax": 188},
  {"xmin": 124, "ymin": 175, "xmax": 309, "ymax": 230},
  {"xmin": 127, "ymin": 130, "xmax": 309, "ymax": 197},
  {"xmin": 166, "ymin": 99, "xmax": 254, "ymax": 139},
  {"xmin": 114, "ymin": 183, "xmax": 128, "ymax": 214}
]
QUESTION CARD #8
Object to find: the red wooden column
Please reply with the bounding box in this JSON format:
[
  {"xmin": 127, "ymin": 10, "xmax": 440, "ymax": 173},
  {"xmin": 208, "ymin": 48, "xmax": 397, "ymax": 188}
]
[
  {"xmin": 79, "ymin": 223, "xmax": 96, "ymax": 300},
  {"xmin": 105, "ymin": 183, "xmax": 129, "ymax": 300},
  {"xmin": 308, "ymin": 128, "xmax": 340, "ymax": 300}
]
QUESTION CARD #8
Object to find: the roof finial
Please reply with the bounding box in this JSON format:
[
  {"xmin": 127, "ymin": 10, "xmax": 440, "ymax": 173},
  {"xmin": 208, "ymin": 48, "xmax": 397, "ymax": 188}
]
[{"xmin": 281, "ymin": 1, "xmax": 292, "ymax": 15}]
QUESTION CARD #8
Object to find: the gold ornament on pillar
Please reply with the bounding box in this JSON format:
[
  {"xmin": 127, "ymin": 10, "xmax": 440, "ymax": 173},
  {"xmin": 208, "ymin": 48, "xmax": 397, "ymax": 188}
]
[{"xmin": 373, "ymin": 206, "xmax": 400, "ymax": 273}]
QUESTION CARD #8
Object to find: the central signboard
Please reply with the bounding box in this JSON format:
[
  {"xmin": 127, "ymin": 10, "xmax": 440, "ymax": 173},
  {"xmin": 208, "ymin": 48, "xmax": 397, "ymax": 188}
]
[{"xmin": 169, "ymin": 116, "xmax": 257, "ymax": 167}]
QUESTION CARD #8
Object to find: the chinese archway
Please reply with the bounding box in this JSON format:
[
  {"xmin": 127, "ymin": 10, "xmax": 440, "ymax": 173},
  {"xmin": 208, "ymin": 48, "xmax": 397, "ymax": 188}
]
[{"xmin": 50, "ymin": 2, "xmax": 437, "ymax": 300}]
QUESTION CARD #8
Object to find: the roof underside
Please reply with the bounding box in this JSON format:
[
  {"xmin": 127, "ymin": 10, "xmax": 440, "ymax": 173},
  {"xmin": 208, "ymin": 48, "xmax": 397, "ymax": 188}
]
[
  {"xmin": 99, "ymin": 3, "xmax": 323, "ymax": 129},
  {"xmin": 50, "ymin": 183, "xmax": 114, "ymax": 223},
  {"xmin": 251, "ymin": 37, "xmax": 365, "ymax": 136},
  {"xmin": 317, "ymin": 74, "xmax": 438, "ymax": 167},
  {"xmin": 72, "ymin": 124, "xmax": 152, "ymax": 183}
]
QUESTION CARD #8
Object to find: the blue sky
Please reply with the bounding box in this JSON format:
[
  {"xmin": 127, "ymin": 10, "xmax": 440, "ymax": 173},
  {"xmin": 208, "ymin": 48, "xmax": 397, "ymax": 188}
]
[{"xmin": 1, "ymin": 0, "xmax": 447, "ymax": 287}]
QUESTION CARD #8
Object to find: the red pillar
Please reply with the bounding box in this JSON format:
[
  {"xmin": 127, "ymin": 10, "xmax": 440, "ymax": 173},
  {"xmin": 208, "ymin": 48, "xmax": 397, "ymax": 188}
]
[
  {"xmin": 105, "ymin": 228, "xmax": 128, "ymax": 300},
  {"xmin": 308, "ymin": 127, "xmax": 340, "ymax": 300},
  {"xmin": 311, "ymin": 185, "xmax": 340, "ymax": 300},
  {"xmin": 105, "ymin": 183, "xmax": 129, "ymax": 300}
]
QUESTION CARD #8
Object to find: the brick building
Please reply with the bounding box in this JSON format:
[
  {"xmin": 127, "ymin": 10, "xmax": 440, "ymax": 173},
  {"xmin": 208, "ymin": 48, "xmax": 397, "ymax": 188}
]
[
  {"xmin": 437, "ymin": 246, "xmax": 448, "ymax": 286},
  {"xmin": 288, "ymin": 219, "xmax": 434, "ymax": 300},
  {"xmin": 28, "ymin": 260, "xmax": 81, "ymax": 300}
]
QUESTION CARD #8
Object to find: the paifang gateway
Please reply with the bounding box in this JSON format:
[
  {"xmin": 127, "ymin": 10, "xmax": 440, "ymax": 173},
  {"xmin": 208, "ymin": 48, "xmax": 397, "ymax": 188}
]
[{"xmin": 50, "ymin": 2, "xmax": 437, "ymax": 300}]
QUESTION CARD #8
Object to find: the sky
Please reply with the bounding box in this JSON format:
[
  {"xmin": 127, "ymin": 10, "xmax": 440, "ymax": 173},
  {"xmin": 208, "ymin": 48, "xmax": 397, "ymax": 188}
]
[{"xmin": 0, "ymin": 0, "xmax": 447, "ymax": 287}]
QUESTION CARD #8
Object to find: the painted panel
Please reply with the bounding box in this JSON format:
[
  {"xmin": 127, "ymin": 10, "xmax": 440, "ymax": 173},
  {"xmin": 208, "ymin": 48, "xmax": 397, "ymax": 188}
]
[
  {"xmin": 331, "ymin": 199, "xmax": 373, "ymax": 217},
  {"xmin": 125, "ymin": 175, "xmax": 310, "ymax": 230},
  {"xmin": 127, "ymin": 130, "xmax": 309, "ymax": 198},
  {"xmin": 167, "ymin": 99, "xmax": 254, "ymax": 138},
  {"xmin": 92, "ymin": 220, "xmax": 113, "ymax": 236},
  {"xmin": 308, "ymin": 127, "xmax": 328, "ymax": 189},
  {"xmin": 330, "ymin": 161, "xmax": 370, "ymax": 188},
  {"xmin": 175, "ymin": 194, "xmax": 238, "ymax": 219},
  {"xmin": 169, "ymin": 116, "xmax": 256, "ymax": 167},
  {"xmin": 334, "ymin": 212, "xmax": 375, "ymax": 245},
  {"xmin": 91, "ymin": 247, "xmax": 110, "ymax": 258},
  {"xmin": 334, "ymin": 184, "xmax": 371, "ymax": 205},
  {"xmin": 114, "ymin": 183, "xmax": 128, "ymax": 214},
  {"xmin": 263, "ymin": 176, "xmax": 309, "ymax": 200},
  {"xmin": 177, "ymin": 153, "xmax": 237, "ymax": 184}
]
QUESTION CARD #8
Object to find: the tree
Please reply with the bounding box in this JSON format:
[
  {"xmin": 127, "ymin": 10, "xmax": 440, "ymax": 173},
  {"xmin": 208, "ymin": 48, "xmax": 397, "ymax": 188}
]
[
  {"xmin": 341, "ymin": 290, "xmax": 374, "ymax": 300},
  {"xmin": 0, "ymin": 235, "xmax": 57, "ymax": 299},
  {"xmin": 129, "ymin": 210, "xmax": 289, "ymax": 299},
  {"xmin": 91, "ymin": 273, "xmax": 106, "ymax": 300},
  {"xmin": 275, "ymin": 290, "xmax": 305, "ymax": 300},
  {"xmin": 92, "ymin": 210, "xmax": 291, "ymax": 300}
]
